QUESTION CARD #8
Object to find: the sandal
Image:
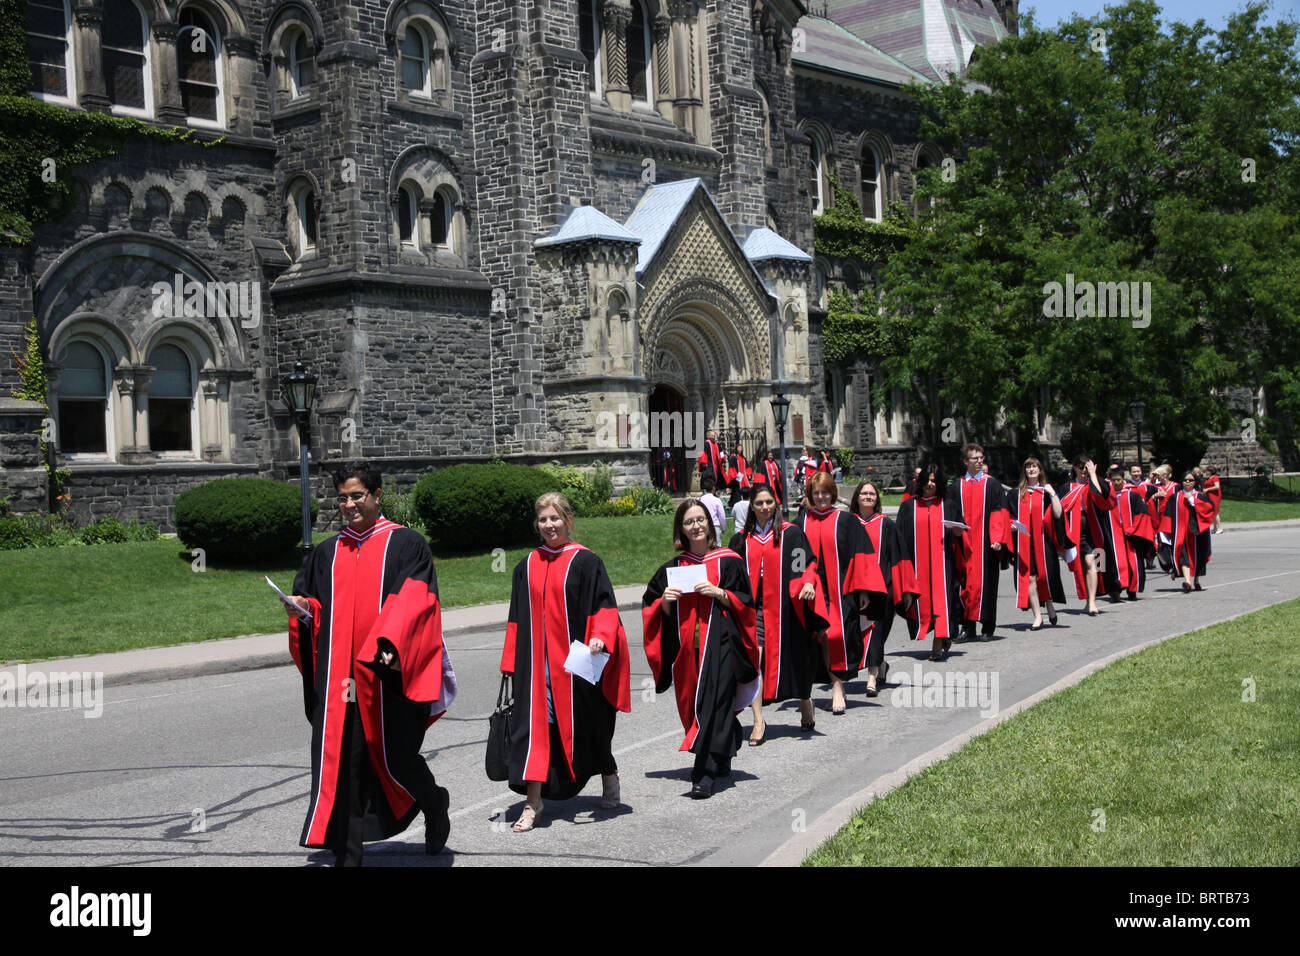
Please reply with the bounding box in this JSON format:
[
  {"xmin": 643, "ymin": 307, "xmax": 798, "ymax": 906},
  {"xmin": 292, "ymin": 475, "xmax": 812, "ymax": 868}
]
[
  {"xmin": 748, "ymin": 721, "xmax": 766, "ymax": 746},
  {"xmin": 600, "ymin": 774, "xmax": 620, "ymax": 809},
  {"xmin": 799, "ymin": 701, "xmax": 816, "ymax": 732},
  {"xmin": 512, "ymin": 800, "xmax": 543, "ymax": 832}
]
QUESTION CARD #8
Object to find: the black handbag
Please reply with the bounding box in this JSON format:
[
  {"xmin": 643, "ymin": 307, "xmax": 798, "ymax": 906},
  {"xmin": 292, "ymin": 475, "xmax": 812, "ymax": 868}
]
[{"xmin": 484, "ymin": 673, "xmax": 514, "ymax": 782}]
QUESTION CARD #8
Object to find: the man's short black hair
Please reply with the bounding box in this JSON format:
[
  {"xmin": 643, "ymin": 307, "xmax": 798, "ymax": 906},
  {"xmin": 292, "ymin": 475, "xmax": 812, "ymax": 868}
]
[
  {"xmin": 701, "ymin": 476, "xmax": 716, "ymax": 493},
  {"xmin": 332, "ymin": 461, "xmax": 382, "ymax": 493}
]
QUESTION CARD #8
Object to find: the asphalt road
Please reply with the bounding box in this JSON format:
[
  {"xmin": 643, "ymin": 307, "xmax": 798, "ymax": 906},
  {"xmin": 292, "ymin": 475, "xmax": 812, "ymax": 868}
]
[{"xmin": 2, "ymin": 524, "xmax": 1298, "ymax": 867}]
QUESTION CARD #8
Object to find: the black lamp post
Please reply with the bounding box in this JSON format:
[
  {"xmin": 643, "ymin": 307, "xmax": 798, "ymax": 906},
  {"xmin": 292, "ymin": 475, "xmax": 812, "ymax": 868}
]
[
  {"xmin": 771, "ymin": 390, "xmax": 791, "ymax": 512},
  {"xmin": 283, "ymin": 361, "xmax": 318, "ymax": 562},
  {"xmin": 1129, "ymin": 399, "xmax": 1146, "ymax": 473}
]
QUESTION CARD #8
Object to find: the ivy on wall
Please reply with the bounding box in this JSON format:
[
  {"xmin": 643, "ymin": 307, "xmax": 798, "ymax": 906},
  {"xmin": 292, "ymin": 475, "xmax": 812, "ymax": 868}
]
[
  {"xmin": 813, "ymin": 176, "xmax": 913, "ymax": 363},
  {"xmin": 0, "ymin": 0, "xmax": 205, "ymax": 245}
]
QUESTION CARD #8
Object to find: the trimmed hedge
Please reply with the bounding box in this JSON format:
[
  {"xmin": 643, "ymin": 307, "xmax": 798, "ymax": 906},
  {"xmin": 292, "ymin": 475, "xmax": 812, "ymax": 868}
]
[
  {"xmin": 412, "ymin": 463, "xmax": 561, "ymax": 553},
  {"xmin": 174, "ymin": 478, "xmax": 318, "ymax": 565}
]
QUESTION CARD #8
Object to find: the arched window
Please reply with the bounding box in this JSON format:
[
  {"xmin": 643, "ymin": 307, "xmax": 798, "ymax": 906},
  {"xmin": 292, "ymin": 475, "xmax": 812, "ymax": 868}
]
[
  {"xmin": 431, "ymin": 189, "xmax": 452, "ymax": 249},
  {"xmin": 178, "ymin": 7, "xmax": 223, "ymax": 125},
  {"xmin": 808, "ymin": 129, "xmax": 830, "ymax": 216},
  {"xmin": 861, "ymin": 144, "xmax": 882, "ymax": 220},
  {"xmin": 397, "ymin": 183, "xmax": 419, "ymax": 248},
  {"xmin": 915, "ymin": 151, "xmax": 938, "ymax": 210},
  {"xmin": 26, "ymin": 0, "xmax": 76, "ymax": 102},
  {"xmin": 286, "ymin": 27, "xmax": 316, "ymax": 98},
  {"xmin": 57, "ymin": 341, "xmax": 110, "ymax": 455},
  {"xmin": 399, "ymin": 20, "xmax": 432, "ymax": 97},
  {"xmin": 756, "ymin": 85, "xmax": 773, "ymax": 166},
  {"xmin": 579, "ymin": 0, "xmax": 601, "ymax": 94},
  {"xmin": 148, "ymin": 344, "xmax": 195, "ymax": 453},
  {"xmin": 103, "ymin": 0, "xmax": 151, "ymax": 115},
  {"xmin": 813, "ymin": 261, "xmax": 829, "ymax": 310},
  {"xmin": 287, "ymin": 180, "xmax": 318, "ymax": 258},
  {"xmin": 627, "ymin": 0, "xmax": 652, "ymax": 105}
]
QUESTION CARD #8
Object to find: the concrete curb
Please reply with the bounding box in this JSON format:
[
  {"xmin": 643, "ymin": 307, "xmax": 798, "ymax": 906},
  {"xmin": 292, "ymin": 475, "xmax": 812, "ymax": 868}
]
[
  {"xmin": 759, "ymin": 599, "xmax": 1288, "ymax": 867},
  {"xmin": 4, "ymin": 586, "xmax": 649, "ymax": 689}
]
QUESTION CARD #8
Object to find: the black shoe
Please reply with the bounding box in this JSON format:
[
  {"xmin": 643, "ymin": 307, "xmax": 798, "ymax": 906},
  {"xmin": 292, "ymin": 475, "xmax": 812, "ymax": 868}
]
[
  {"xmin": 979, "ymin": 632, "xmax": 992, "ymax": 642},
  {"xmin": 1029, "ymin": 622, "xmax": 1042, "ymax": 631},
  {"xmin": 1127, "ymin": 592, "xmax": 1138, "ymax": 601},
  {"xmin": 425, "ymin": 786, "xmax": 451, "ymax": 855},
  {"xmin": 1108, "ymin": 593, "xmax": 1123, "ymax": 604},
  {"xmin": 1048, "ymin": 610, "xmax": 1059, "ymax": 626},
  {"xmin": 690, "ymin": 777, "xmax": 714, "ymax": 799},
  {"xmin": 879, "ymin": 661, "xmax": 889, "ymax": 688},
  {"xmin": 943, "ymin": 637, "xmax": 952, "ymax": 651}
]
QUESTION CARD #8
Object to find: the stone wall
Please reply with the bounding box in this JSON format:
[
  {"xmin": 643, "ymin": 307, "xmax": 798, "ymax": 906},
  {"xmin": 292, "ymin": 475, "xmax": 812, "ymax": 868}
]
[
  {"xmin": 63, "ymin": 462, "xmax": 262, "ymax": 532},
  {"xmin": 0, "ymin": 399, "xmax": 50, "ymax": 513}
]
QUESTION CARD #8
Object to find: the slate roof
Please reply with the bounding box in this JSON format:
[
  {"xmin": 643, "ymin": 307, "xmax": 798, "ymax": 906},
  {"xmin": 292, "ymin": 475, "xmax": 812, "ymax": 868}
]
[
  {"xmin": 742, "ymin": 228, "xmax": 814, "ymax": 263},
  {"xmin": 534, "ymin": 203, "xmax": 641, "ymax": 247}
]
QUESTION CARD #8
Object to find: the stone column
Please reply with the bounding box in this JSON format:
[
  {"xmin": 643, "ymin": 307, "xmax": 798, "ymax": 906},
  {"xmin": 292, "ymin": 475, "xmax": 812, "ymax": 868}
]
[
  {"xmin": 601, "ymin": 0, "xmax": 632, "ymax": 112},
  {"xmin": 152, "ymin": 21, "xmax": 188, "ymax": 125},
  {"xmin": 72, "ymin": 3, "xmax": 110, "ymax": 111},
  {"xmin": 653, "ymin": 13, "xmax": 673, "ymax": 121},
  {"xmin": 199, "ymin": 366, "xmax": 221, "ymax": 460},
  {"xmin": 225, "ymin": 34, "xmax": 258, "ymax": 135}
]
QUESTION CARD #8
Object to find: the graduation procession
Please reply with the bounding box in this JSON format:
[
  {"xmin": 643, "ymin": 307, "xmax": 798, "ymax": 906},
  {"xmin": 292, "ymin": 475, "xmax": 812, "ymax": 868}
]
[{"xmin": 274, "ymin": 438, "xmax": 1226, "ymax": 865}]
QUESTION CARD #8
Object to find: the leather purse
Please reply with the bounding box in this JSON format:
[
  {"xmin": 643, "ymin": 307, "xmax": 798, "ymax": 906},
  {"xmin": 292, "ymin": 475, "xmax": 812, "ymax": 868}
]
[{"xmin": 484, "ymin": 673, "xmax": 514, "ymax": 782}]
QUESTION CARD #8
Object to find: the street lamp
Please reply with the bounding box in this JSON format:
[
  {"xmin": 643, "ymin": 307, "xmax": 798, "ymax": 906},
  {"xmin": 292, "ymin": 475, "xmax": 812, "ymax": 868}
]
[
  {"xmin": 1129, "ymin": 399, "xmax": 1146, "ymax": 473},
  {"xmin": 283, "ymin": 361, "xmax": 318, "ymax": 562},
  {"xmin": 771, "ymin": 390, "xmax": 790, "ymax": 512}
]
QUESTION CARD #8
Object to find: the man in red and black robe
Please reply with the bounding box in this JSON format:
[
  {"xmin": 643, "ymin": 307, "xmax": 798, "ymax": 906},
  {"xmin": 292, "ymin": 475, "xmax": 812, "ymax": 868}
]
[
  {"xmin": 896, "ymin": 470, "xmax": 963, "ymax": 658},
  {"xmin": 944, "ymin": 443, "xmax": 1012, "ymax": 641},
  {"xmin": 288, "ymin": 463, "xmax": 457, "ymax": 866},
  {"xmin": 658, "ymin": 450, "xmax": 677, "ymax": 491},
  {"xmin": 501, "ymin": 542, "xmax": 631, "ymax": 800},
  {"xmin": 726, "ymin": 445, "xmax": 752, "ymax": 507},
  {"xmin": 1105, "ymin": 468, "xmax": 1154, "ymax": 599}
]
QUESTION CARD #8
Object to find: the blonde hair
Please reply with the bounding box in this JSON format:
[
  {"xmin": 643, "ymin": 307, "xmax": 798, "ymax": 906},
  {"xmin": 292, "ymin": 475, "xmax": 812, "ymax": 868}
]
[
  {"xmin": 533, "ymin": 492, "xmax": 576, "ymax": 534},
  {"xmin": 1155, "ymin": 464, "xmax": 1172, "ymax": 479}
]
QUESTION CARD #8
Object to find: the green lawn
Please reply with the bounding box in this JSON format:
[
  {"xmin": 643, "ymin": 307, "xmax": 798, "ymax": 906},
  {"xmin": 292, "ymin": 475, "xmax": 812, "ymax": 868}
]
[
  {"xmin": 1218, "ymin": 497, "xmax": 1300, "ymax": 522},
  {"xmin": 0, "ymin": 514, "xmax": 679, "ymax": 662},
  {"xmin": 805, "ymin": 598, "xmax": 1300, "ymax": 866}
]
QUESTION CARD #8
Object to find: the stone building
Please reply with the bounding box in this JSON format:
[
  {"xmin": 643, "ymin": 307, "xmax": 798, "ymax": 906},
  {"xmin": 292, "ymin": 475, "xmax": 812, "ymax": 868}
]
[{"xmin": 1, "ymin": 0, "xmax": 1026, "ymax": 527}]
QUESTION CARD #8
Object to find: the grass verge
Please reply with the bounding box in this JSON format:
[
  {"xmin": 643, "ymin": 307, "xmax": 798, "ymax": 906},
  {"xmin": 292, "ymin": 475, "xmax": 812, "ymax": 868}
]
[
  {"xmin": 804, "ymin": 597, "xmax": 1300, "ymax": 866},
  {"xmin": 1, "ymin": 514, "xmax": 678, "ymax": 661}
]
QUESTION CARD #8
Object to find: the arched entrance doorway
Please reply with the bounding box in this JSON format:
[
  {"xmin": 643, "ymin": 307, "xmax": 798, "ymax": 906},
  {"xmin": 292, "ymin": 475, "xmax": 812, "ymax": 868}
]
[{"xmin": 648, "ymin": 383, "xmax": 686, "ymax": 491}]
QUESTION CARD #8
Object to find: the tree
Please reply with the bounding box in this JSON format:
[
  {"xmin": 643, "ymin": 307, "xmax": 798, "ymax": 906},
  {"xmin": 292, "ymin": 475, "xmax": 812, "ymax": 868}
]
[{"xmin": 854, "ymin": 1, "xmax": 1299, "ymax": 468}]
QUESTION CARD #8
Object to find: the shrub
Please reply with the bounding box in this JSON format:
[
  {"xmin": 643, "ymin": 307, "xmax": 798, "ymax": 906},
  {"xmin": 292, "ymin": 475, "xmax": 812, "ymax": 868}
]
[
  {"xmin": 583, "ymin": 495, "xmax": 638, "ymax": 518},
  {"xmin": 0, "ymin": 511, "xmax": 79, "ymax": 549},
  {"xmin": 79, "ymin": 515, "xmax": 129, "ymax": 544},
  {"xmin": 833, "ymin": 447, "xmax": 855, "ymax": 474},
  {"xmin": 379, "ymin": 489, "xmax": 426, "ymax": 535},
  {"xmin": 174, "ymin": 478, "xmax": 318, "ymax": 565},
  {"xmin": 627, "ymin": 485, "xmax": 673, "ymax": 515},
  {"xmin": 536, "ymin": 464, "xmax": 598, "ymax": 512},
  {"xmin": 588, "ymin": 462, "xmax": 615, "ymax": 505},
  {"xmin": 411, "ymin": 463, "xmax": 560, "ymax": 553}
]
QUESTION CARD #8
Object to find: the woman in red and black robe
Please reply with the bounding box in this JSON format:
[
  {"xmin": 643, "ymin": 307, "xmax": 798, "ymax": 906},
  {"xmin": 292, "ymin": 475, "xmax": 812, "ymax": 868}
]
[
  {"xmin": 796, "ymin": 472, "xmax": 886, "ymax": 714},
  {"xmin": 1167, "ymin": 472, "xmax": 1216, "ymax": 591},
  {"xmin": 896, "ymin": 462, "xmax": 963, "ymax": 661},
  {"xmin": 1103, "ymin": 470, "xmax": 1154, "ymax": 599},
  {"xmin": 501, "ymin": 493, "xmax": 631, "ymax": 831},
  {"xmin": 729, "ymin": 483, "xmax": 827, "ymax": 741},
  {"xmin": 643, "ymin": 500, "xmax": 759, "ymax": 799},
  {"xmin": 1203, "ymin": 467, "xmax": 1223, "ymax": 533},
  {"xmin": 1060, "ymin": 457, "xmax": 1114, "ymax": 615},
  {"xmin": 1008, "ymin": 458, "xmax": 1067, "ymax": 629},
  {"xmin": 850, "ymin": 481, "xmax": 918, "ymax": 696}
]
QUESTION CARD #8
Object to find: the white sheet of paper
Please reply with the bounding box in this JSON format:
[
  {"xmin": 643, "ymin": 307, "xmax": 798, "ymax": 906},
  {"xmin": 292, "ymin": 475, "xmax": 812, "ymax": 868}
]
[
  {"xmin": 266, "ymin": 576, "xmax": 312, "ymax": 622},
  {"xmin": 563, "ymin": 641, "xmax": 610, "ymax": 686},
  {"xmin": 1012, "ymin": 520, "xmax": 1029, "ymax": 535},
  {"xmin": 667, "ymin": 564, "xmax": 709, "ymax": 591},
  {"xmin": 942, "ymin": 520, "xmax": 970, "ymax": 531}
]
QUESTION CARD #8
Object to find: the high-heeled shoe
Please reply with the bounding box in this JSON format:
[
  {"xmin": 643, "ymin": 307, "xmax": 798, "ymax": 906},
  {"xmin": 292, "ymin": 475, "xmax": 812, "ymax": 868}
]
[
  {"xmin": 600, "ymin": 774, "xmax": 621, "ymax": 808},
  {"xmin": 1048, "ymin": 609, "xmax": 1058, "ymax": 626}
]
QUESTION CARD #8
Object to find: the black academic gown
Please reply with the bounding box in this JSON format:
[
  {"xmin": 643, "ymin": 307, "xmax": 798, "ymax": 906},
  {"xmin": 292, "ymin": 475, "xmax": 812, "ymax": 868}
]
[
  {"xmin": 501, "ymin": 544, "xmax": 631, "ymax": 800},
  {"xmin": 642, "ymin": 549, "xmax": 760, "ymax": 778},
  {"xmin": 728, "ymin": 524, "xmax": 828, "ymax": 703},
  {"xmin": 290, "ymin": 519, "xmax": 454, "ymax": 850},
  {"xmin": 1008, "ymin": 488, "xmax": 1068, "ymax": 607}
]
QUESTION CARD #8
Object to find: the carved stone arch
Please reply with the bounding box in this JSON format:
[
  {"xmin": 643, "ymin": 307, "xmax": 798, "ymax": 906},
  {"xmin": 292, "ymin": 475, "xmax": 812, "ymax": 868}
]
[
  {"xmin": 139, "ymin": 315, "xmax": 225, "ymax": 369},
  {"xmin": 264, "ymin": 0, "xmax": 326, "ymax": 56},
  {"xmin": 388, "ymin": 143, "xmax": 465, "ymax": 199},
  {"xmin": 219, "ymin": 194, "xmax": 247, "ymax": 231},
  {"xmin": 282, "ymin": 169, "xmax": 322, "ymax": 201},
  {"xmin": 142, "ymin": 186, "xmax": 172, "ymax": 226},
  {"xmin": 181, "ymin": 190, "xmax": 210, "ymax": 221},
  {"xmin": 177, "ymin": 0, "xmax": 251, "ymax": 39},
  {"xmin": 34, "ymin": 231, "xmax": 251, "ymax": 372},
  {"xmin": 47, "ymin": 313, "xmax": 136, "ymax": 368},
  {"xmin": 103, "ymin": 182, "xmax": 133, "ymax": 227},
  {"xmin": 384, "ymin": 0, "xmax": 458, "ymax": 58},
  {"xmin": 646, "ymin": 277, "xmax": 761, "ymax": 382},
  {"xmin": 856, "ymin": 129, "xmax": 895, "ymax": 166}
]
